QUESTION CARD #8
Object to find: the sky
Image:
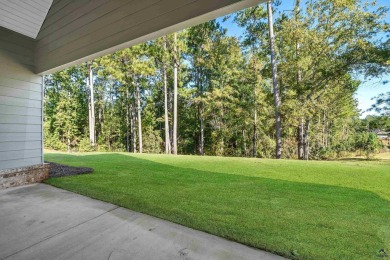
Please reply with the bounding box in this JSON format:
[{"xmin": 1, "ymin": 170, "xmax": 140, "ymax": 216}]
[{"xmin": 218, "ymin": 0, "xmax": 390, "ymax": 118}]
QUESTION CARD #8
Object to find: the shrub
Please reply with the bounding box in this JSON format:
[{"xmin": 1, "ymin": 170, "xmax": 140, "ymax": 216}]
[
  {"xmin": 97, "ymin": 144, "xmax": 109, "ymax": 152},
  {"xmin": 354, "ymin": 132, "xmax": 382, "ymax": 159},
  {"xmin": 78, "ymin": 138, "xmax": 95, "ymax": 152},
  {"xmin": 111, "ymin": 142, "xmax": 126, "ymax": 152},
  {"xmin": 143, "ymin": 128, "xmax": 163, "ymax": 154},
  {"xmin": 44, "ymin": 133, "xmax": 67, "ymax": 151},
  {"xmin": 310, "ymin": 147, "xmax": 337, "ymax": 160}
]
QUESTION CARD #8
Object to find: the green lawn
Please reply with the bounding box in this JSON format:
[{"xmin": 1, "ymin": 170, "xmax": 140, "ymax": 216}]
[{"xmin": 45, "ymin": 152, "xmax": 390, "ymax": 259}]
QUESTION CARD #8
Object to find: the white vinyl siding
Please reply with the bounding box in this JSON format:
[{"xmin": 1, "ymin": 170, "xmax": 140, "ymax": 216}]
[{"xmin": 0, "ymin": 27, "xmax": 42, "ymax": 171}]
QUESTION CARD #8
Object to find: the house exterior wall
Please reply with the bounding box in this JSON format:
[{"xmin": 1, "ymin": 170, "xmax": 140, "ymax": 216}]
[{"xmin": 0, "ymin": 27, "xmax": 43, "ymax": 171}]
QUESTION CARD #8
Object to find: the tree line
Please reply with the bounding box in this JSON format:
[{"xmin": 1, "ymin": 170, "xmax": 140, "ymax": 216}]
[{"xmin": 44, "ymin": 0, "xmax": 389, "ymax": 159}]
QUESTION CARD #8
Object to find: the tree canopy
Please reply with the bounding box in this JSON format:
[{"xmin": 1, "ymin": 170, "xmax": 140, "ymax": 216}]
[{"xmin": 44, "ymin": 0, "xmax": 389, "ymax": 159}]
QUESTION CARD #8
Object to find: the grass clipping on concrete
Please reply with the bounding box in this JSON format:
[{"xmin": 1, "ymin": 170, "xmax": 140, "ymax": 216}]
[{"xmin": 44, "ymin": 152, "xmax": 390, "ymax": 259}]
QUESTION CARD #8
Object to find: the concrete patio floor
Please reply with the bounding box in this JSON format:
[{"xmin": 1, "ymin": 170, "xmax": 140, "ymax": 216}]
[{"xmin": 0, "ymin": 184, "xmax": 283, "ymax": 260}]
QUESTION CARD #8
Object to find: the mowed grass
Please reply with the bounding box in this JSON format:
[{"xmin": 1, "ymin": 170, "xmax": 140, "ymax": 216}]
[{"xmin": 45, "ymin": 152, "xmax": 390, "ymax": 259}]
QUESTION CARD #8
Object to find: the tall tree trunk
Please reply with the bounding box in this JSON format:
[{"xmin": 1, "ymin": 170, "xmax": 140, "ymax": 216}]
[
  {"xmin": 322, "ymin": 114, "xmax": 325, "ymax": 147},
  {"xmin": 316, "ymin": 114, "xmax": 321, "ymax": 148},
  {"xmin": 196, "ymin": 67, "xmax": 204, "ymax": 156},
  {"xmin": 295, "ymin": 0, "xmax": 303, "ymax": 160},
  {"xmin": 89, "ymin": 64, "xmax": 95, "ymax": 146},
  {"xmin": 253, "ymin": 82, "xmax": 257, "ymax": 158},
  {"xmin": 169, "ymin": 81, "xmax": 173, "ymax": 151},
  {"xmin": 322, "ymin": 111, "xmax": 327, "ymax": 147},
  {"xmin": 303, "ymin": 119, "xmax": 310, "ymax": 160},
  {"xmin": 220, "ymin": 107, "xmax": 225, "ymax": 156},
  {"xmin": 67, "ymin": 135, "xmax": 70, "ymax": 153},
  {"xmin": 325, "ymin": 118, "xmax": 329, "ymax": 148},
  {"xmin": 109, "ymin": 84, "xmax": 113, "ymax": 151},
  {"xmin": 243, "ymin": 129, "xmax": 247, "ymax": 157},
  {"xmin": 163, "ymin": 38, "xmax": 171, "ymax": 154},
  {"xmin": 88, "ymin": 101, "xmax": 92, "ymax": 143},
  {"xmin": 136, "ymin": 84, "xmax": 143, "ymax": 153},
  {"xmin": 126, "ymin": 88, "xmax": 130, "ymax": 152},
  {"xmin": 172, "ymin": 32, "xmax": 178, "ymax": 155},
  {"xmin": 298, "ymin": 118, "xmax": 304, "ymax": 159},
  {"xmin": 199, "ymin": 106, "xmax": 204, "ymax": 156},
  {"xmin": 267, "ymin": 1, "xmax": 282, "ymax": 159},
  {"xmin": 96, "ymin": 102, "xmax": 103, "ymax": 144},
  {"xmin": 132, "ymin": 92, "xmax": 137, "ymax": 153}
]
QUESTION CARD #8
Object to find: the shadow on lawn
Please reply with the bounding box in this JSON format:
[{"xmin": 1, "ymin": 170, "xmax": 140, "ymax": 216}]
[
  {"xmin": 336, "ymin": 158, "xmax": 382, "ymax": 162},
  {"xmin": 45, "ymin": 153, "xmax": 390, "ymax": 259}
]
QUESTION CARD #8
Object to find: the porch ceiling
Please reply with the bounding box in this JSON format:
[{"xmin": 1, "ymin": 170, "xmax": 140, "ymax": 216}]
[
  {"xmin": 0, "ymin": 0, "xmax": 264, "ymax": 75},
  {"xmin": 0, "ymin": 0, "xmax": 53, "ymax": 39}
]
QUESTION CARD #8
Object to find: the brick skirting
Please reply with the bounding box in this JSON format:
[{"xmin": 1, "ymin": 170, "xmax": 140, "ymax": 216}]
[{"xmin": 0, "ymin": 164, "xmax": 49, "ymax": 189}]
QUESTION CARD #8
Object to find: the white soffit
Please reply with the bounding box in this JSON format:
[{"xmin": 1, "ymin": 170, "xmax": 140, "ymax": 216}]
[{"xmin": 0, "ymin": 0, "xmax": 53, "ymax": 39}]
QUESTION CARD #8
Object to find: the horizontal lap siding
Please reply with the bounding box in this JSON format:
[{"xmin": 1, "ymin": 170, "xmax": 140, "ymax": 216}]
[
  {"xmin": 0, "ymin": 133, "xmax": 42, "ymax": 142},
  {"xmin": 35, "ymin": 0, "xmax": 263, "ymax": 74},
  {"xmin": 0, "ymin": 157, "xmax": 43, "ymax": 171},
  {"xmin": 0, "ymin": 27, "xmax": 43, "ymax": 171},
  {"xmin": 0, "ymin": 96, "xmax": 41, "ymax": 108},
  {"xmin": 0, "ymin": 115, "xmax": 41, "ymax": 125},
  {"xmin": 0, "ymin": 124, "xmax": 42, "ymax": 133},
  {"xmin": 0, "ymin": 105, "xmax": 41, "ymax": 117},
  {"xmin": 0, "ymin": 149, "xmax": 42, "ymax": 162},
  {"xmin": 0, "ymin": 141, "xmax": 42, "ymax": 152}
]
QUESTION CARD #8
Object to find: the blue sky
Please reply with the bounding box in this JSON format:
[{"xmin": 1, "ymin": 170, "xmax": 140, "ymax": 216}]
[{"xmin": 218, "ymin": 0, "xmax": 389, "ymax": 118}]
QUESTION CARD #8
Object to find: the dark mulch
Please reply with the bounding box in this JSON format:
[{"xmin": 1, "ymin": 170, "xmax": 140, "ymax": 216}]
[{"xmin": 45, "ymin": 161, "xmax": 94, "ymax": 178}]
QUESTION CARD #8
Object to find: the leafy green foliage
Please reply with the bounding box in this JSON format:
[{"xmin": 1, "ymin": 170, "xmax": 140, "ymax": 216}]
[
  {"xmin": 43, "ymin": 0, "xmax": 388, "ymax": 159},
  {"xmin": 78, "ymin": 138, "xmax": 96, "ymax": 152},
  {"xmin": 355, "ymin": 132, "xmax": 383, "ymax": 158},
  {"xmin": 371, "ymin": 91, "xmax": 390, "ymax": 116},
  {"xmin": 44, "ymin": 130, "xmax": 67, "ymax": 151}
]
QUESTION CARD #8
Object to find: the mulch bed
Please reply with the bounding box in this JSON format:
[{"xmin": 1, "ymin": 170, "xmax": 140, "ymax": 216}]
[{"xmin": 45, "ymin": 161, "xmax": 94, "ymax": 178}]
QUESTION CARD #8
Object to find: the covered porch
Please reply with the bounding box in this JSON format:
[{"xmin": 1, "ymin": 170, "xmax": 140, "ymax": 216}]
[{"xmin": 0, "ymin": 0, "xmax": 262, "ymax": 185}]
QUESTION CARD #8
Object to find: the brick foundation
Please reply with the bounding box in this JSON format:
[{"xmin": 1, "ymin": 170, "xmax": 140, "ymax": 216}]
[{"xmin": 0, "ymin": 164, "xmax": 49, "ymax": 189}]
